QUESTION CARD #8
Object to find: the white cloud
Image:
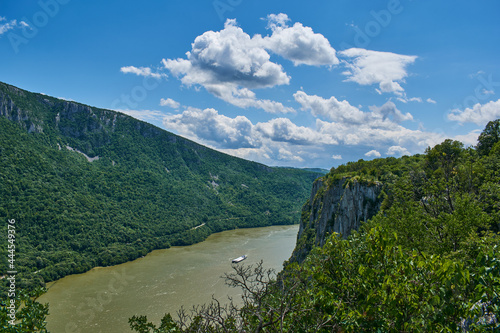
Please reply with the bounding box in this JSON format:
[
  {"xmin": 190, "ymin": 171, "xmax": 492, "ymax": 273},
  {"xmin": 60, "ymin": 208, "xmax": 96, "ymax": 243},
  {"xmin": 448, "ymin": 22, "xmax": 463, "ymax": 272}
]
[
  {"xmin": 209, "ymin": 86, "xmax": 295, "ymax": 113},
  {"xmin": 426, "ymin": 98, "xmax": 437, "ymax": 104},
  {"xmin": 315, "ymin": 118, "xmax": 443, "ymax": 150},
  {"xmin": 156, "ymin": 97, "xmax": 451, "ymax": 167},
  {"xmin": 386, "ymin": 145, "xmax": 410, "ymax": 156},
  {"xmin": 163, "ymin": 18, "xmax": 289, "ymax": 89},
  {"xmin": 447, "ymin": 99, "xmax": 500, "ymax": 125},
  {"xmin": 160, "ymin": 107, "xmax": 330, "ymax": 165},
  {"xmin": 0, "ymin": 19, "xmax": 29, "ymax": 35},
  {"xmin": 255, "ymin": 117, "xmax": 336, "ymax": 145},
  {"xmin": 162, "ymin": 19, "xmax": 291, "ymax": 113},
  {"xmin": 219, "ymin": 146, "xmax": 273, "ymax": 164},
  {"xmin": 453, "ymin": 130, "xmax": 482, "ymax": 147},
  {"xmin": 163, "ymin": 107, "xmax": 257, "ymax": 149},
  {"xmin": 397, "ymin": 96, "xmax": 422, "ymax": 103},
  {"xmin": 263, "ymin": 14, "xmax": 339, "ymax": 66},
  {"xmin": 369, "ymin": 101, "xmax": 413, "ymax": 123},
  {"xmin": 293, "ymin": 90, "xmax": 365, "ymax": 123},
  {"xmin": 365, "ymin": 150, "xmax": 381, "ymax": 157},
  {"xmin": 162, "ymin": 16, "xmax": 338, "ymax": 113},
  {"xmin": 120, "ymin": 66, "xmax": 166, "ymax": 79},
  {"xmin": 160, "ymin": 98, "xmax": 180, "ymax": 109},
  {"xmin": 265, "ymin": 13, "xmax": 290, "ymax": 30},
  {"xmin": 278, "ymin": 147, "xmax": 304, "ymax": 162},
  {"xmin": 294, "ymin": 91, "xmax": 412, "ymax": 125},
  {"xmin": 339, "ymin": 48, "xmax": 417, "ymax": 95},
  {"xmin": 469, "ymin": 70, "xmax": 486, "ymax": 79},
  {"xmin": 118, "ymin": 109, "xmax": 165, "ymax": 122}
]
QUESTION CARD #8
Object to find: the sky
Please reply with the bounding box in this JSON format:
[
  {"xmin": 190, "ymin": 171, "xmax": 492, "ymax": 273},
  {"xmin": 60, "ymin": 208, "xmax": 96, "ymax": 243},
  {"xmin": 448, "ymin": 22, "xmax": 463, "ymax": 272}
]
[{"xmin": 1, "ymin": 0, "xmax": 500, "ymax": 169}]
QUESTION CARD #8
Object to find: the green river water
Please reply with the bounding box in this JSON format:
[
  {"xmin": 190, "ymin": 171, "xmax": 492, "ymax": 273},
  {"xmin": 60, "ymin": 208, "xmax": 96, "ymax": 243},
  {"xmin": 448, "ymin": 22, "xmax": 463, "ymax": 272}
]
[{"xmin": 38, "ymin": 224, "xmax": 299, "ymax": 333}]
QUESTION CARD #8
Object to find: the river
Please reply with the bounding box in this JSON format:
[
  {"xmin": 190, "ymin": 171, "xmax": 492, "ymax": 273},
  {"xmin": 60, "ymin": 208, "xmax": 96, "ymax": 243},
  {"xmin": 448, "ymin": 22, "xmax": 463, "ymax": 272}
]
[{"xmin": 38, "ymin": 224, "xmax": 299, "ymax": 333}]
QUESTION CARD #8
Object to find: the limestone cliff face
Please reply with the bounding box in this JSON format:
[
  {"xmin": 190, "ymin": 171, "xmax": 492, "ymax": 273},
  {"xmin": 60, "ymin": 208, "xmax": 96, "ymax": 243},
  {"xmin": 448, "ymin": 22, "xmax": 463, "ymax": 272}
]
[{"xmin": 291, "ymin": 177, "xmax": 383, "ymax": 263}]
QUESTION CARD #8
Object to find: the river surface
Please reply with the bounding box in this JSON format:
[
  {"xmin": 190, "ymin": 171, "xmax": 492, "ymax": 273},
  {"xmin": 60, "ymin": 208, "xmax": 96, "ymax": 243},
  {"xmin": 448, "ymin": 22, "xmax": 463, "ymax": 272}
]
[{"xmin": 38, "ymin": 224, "xmax": 299, "ymax": 333}]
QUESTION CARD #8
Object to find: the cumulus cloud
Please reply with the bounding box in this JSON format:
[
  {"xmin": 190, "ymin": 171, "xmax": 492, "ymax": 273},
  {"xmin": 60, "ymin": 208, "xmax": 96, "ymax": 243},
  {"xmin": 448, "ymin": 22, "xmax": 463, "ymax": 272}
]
[
  {"xmin": 161, "ymin": 107, "xmax": 330, "ymax": 164},
  {"xmin": 339, "ymin": 48, "xmax": 417, "ymax": 95},
  {"xmin": 209, "ymin": 86, "xmax": 295, "ymax": 114},
  {"xmin": 162, "ymin": 19, "xmax": 290, "ymax": 111},
  {"xmin": 154, "ymin": 98, "xmax": 450, "ymax": 167},
  {"xmin": 293, "ymin": 91, "xmax": 365, "ymax": 123},
  {"xmin": 426, "ymin": 98, "xmax": 437, "ymax": 104},
  {"xmin": 369, "ymin": 101, "xmax": 413, "ymax": 123},
  {"xmin": 315, "ymin": 118, "xmax": 443, "ymax": 150},
  {"xmin": 263, "ymin": 14, "xmax": 338, "ymax": 66},
  {"xmin": 255, "ymin": 117, "xmax": 336, "ymax": 145},
  {"xmin": 163, "ymin": 107, "xmax": 257, "ymax": 149},
  {"xmin": 120, "ymin": 66, "xmax": 166, "ymax": 79},
  {"xmin": 160, "ymin": 98, "xmax": 180, "ymax": 109},
  {"xmin": 294, "ymin": 91, "xmax": 413, "ymax": 125},
  {"xmin": 162, "ymin": 16, "xmax": 337, "ymax": 113},
  {"xmin": 161, "ymin": 102, "xmax": 441, "ymax": 161},
  {"xmin": 447, "ymin": 99, "xmax": 500, "ymax": 125},
  {"xmin": 386, "ymin": 145, "xmax": 410, "ymax": 156},
  {"xmin": 265, "ymin": 13, "xmax": 290, "ymax": 30},
  {"xmin": 365, "ymin": 150, "xmax": 381, "ymax": 157}
]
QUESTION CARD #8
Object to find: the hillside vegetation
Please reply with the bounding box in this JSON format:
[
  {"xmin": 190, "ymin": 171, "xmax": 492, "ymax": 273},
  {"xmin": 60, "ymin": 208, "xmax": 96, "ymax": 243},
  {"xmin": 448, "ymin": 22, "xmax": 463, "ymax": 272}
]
[
  {"xmin": 128, "ymin": 120, "xmax": 500, "ymax": 332},
  {"xmin": 0, "ymin": 82, "xmax": 322, "ymax": 294}
]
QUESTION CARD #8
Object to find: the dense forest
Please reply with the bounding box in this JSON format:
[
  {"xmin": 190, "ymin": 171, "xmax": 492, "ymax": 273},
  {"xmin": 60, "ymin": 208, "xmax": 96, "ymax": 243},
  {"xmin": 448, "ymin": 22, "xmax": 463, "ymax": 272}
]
[
  {"xmin": 0, "ymin": 81, "xmax": 322, "ymax": 324},
  {"xmin": 126, "ymin": 120, "xmax": 499, "ymax": 332}
]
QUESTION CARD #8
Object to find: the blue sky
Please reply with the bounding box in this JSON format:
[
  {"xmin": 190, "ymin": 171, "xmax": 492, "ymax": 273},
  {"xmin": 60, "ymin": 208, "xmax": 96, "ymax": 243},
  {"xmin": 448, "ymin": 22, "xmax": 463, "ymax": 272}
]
[{"xmin": 1, "ymin": 0, "xmax": 499, "ymax": 169}]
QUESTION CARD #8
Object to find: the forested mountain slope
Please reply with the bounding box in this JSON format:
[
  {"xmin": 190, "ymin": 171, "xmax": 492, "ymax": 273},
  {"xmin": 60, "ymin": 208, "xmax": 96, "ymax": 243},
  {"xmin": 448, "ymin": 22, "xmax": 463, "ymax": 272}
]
[{"xmin": 0, "ymin": 81, "xmax": 322, "ymax": 290}]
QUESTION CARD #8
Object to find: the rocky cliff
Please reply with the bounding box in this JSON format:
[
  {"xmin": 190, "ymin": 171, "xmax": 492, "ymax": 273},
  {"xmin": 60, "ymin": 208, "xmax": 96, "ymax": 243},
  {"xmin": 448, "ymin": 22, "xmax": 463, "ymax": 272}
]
[{"xmin": 291, "ymin": 177, "xmax": 383, "ymax": 263}]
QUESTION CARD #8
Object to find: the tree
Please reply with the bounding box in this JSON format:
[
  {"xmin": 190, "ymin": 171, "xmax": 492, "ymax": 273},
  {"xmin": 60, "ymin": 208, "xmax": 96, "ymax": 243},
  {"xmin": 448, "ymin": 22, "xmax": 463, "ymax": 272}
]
[{"xmin": 477, "ymin": 119, "xmax": 500, "ymax": 156}]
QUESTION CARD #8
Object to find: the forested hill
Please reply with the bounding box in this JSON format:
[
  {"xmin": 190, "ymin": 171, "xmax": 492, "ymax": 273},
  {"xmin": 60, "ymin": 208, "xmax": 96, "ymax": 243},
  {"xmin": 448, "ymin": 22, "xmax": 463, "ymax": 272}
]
[{"xmin": 0, "ymin": 81, "xmax": 322, "ymax": 289}]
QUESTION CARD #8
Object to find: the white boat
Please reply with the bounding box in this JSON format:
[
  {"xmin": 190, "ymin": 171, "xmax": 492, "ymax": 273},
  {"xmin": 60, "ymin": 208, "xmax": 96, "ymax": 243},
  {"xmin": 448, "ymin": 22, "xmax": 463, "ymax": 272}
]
[{"xmin": 232, "ymin": 255, "xmax": 247, "ymax": 263}]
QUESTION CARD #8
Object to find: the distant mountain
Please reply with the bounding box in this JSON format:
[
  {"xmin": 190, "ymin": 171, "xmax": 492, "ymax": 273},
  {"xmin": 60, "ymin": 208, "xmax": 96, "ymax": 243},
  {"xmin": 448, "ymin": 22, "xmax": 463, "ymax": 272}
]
[
  {"xmin": 301, "ymin": 167, "xmax": 329, "ymax": 174},
  {"xmin": 0, "ymin": 81, "xmax": 322, "ymax": 288}
]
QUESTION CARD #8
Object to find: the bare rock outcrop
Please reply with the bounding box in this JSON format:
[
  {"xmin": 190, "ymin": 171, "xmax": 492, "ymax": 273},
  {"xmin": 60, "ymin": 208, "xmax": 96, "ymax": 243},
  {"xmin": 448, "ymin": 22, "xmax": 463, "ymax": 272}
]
[{"xmin": 291, "ymin": 177, "xmax": 383, "ymax": 263}]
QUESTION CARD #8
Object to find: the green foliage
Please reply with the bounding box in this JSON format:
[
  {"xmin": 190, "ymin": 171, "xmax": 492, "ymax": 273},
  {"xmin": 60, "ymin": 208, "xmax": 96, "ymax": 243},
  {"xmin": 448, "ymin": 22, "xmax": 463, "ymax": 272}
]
[
  {"xmin": 303, "ymin": 227, "xmax": 476, "ymax": 332},
  {"xmin": 477, "ymin": 119, "xmax": 500, "ymax": 156},
  {"xmin": 0, "ymin": 288, "xmax": 49, "ymax": 332}
]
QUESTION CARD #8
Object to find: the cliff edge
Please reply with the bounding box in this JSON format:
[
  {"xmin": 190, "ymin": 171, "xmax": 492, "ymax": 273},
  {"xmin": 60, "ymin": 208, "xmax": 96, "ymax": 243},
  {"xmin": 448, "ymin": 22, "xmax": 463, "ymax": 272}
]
[{"xmin": 291, "ymin": 177, "xmax": 383, "ymax": 263}]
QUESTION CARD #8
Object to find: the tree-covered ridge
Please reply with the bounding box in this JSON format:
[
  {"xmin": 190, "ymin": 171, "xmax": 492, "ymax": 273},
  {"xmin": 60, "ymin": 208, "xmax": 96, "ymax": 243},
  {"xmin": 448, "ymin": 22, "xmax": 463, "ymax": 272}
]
[
  {"xmin": 0, "ymin": 81, "xmax": 322, "ymax": 294},
  {"xmin": 127, "ymin": 120, "xmax": 500, "ymax": 332}
]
